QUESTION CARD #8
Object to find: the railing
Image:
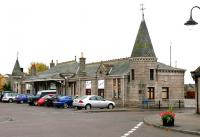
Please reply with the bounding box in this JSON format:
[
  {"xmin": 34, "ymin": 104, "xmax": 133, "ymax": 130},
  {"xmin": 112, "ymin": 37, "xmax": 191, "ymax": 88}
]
[{"xmin": 141, "ymin": 99, "xmax": 184, "ymax": 109}]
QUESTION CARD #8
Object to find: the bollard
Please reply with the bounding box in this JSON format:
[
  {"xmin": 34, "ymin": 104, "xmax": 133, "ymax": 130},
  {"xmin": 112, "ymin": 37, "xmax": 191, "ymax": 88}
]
[
  {"xmin": 179, "ymin": 100, "xmax": 181, "ymax": 108},
  {"xmin": 159, "ymin": 100, "xmax": 160, "ymax": 109}
]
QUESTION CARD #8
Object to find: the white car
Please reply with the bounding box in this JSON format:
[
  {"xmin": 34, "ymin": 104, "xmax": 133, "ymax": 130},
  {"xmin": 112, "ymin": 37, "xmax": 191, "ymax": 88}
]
[
  {"xmin": 73, "ymin": 95, "xmax": 115, "ymax": 110},
  {"xmin": 2, "ymin": 92, "xmax": 18, "ymax": 103}
]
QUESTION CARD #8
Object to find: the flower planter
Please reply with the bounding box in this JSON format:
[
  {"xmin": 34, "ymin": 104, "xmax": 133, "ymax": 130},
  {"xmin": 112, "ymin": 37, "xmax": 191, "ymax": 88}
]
[{"xmin": 162, "ymin": 118, "xmax": 174, "ymax": 126}]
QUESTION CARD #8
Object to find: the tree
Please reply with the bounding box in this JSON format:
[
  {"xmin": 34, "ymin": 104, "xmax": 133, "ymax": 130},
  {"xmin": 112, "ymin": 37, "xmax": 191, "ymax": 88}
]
[
  {"xmin": 28, "ymin": 62, "xmax": 49, "ymax": 74},
  {"xmin": 0, "ymin": 74, "xmax": 6, "ymax": 91},
  {"xmin": 3, "ymin": 82, "xmax": 11, "ymax": 91}
]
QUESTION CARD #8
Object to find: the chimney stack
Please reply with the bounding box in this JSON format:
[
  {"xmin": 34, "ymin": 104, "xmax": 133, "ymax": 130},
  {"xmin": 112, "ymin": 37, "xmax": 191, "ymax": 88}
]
[
  {"xmin": 50, "ymin": 60, "xmax": 55, "ymax": 68},
  {"xmin": 78, "ymin": 52, "xmax": 86, "ymax": 76},
  {"xmin": 31, "ymin": 64, "xmax": 36, "ymax": 76}
]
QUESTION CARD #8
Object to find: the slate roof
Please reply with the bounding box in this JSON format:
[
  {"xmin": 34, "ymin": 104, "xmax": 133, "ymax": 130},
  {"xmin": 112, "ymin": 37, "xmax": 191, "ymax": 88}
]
[
  {"xmin": 12, "ymin": 58, "xmax": 24, "ymax": 76},
  {"xmin": 157, "ymin": 62, "xmax": 185, "ymax": 72},
  {"xmin": 24, "ymin": 60, "xmax": 79, "ymax": 82},
  {"xmin": 191, "ymin": 66, "xmax": 200, "ymax": 78},
  {"xmin": 24, "ymin": 57, "xmax": 185, "ymax": 82},
  {"xmin": 131, "ymin": 19, "xmax": 156, "ymax": 58},
  {"xmin": 86, "ymin": 58, "xmax": 129, "ymax": 77}
]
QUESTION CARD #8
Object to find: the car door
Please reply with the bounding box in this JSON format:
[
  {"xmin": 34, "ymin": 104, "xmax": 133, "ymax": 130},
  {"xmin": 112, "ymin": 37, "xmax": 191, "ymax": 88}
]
[
  {"xmin": 89, "ymin": 96, "xmax": 99, "ymax": 108},
  {"xmin": 96, "ymin": 96, "xmax": 107, "ymax": 108}
]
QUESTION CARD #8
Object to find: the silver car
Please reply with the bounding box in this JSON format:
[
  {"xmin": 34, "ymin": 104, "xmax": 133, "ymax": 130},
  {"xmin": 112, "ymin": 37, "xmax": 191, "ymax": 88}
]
[
  {"xmin": 2, "ymin": 92, "xmax": 18, "ymax": 103},
  {"xmin": 73, "ymin": 95, "xmax": 115, "ymax": 110}
]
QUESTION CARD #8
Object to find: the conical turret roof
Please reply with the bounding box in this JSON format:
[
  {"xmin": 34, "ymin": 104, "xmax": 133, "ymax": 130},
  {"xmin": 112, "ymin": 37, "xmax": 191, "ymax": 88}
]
[
  {"xmin": 131, "ymin": 19, "xmax": 156, "ymax": 58},
  {"xmin": 12, "ymin": 58, "xmax": 23, "ymax": 76}
]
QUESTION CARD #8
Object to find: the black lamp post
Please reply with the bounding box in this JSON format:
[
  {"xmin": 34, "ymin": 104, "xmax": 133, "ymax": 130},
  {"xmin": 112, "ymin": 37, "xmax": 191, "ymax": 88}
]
[
  {"xmin": 191, "ymin": 72, "xmax": 199, "ymax": 114},
  {"xmin": 185, "ymin": 6, "xmax": 200, "ymax": 114},
  {"xmin": 184, "ymin": 6, "xmax": 200, "ymax": 25}
]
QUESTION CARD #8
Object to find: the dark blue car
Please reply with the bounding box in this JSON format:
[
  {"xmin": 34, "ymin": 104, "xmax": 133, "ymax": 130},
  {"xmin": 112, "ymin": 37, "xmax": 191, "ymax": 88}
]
[
  {"xmin": 53, "ymin": 96, "xmax": 73, "ymax": 108},
  {"xmin": 15, "ymin": 94, "xmax": 33, "ymax": 103}
]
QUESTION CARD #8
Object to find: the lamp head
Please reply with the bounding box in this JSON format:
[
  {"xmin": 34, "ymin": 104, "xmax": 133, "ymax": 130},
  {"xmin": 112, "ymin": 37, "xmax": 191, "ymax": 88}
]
[{"xmin": 184, "ymin": 16, "xmax": 198, "ymax": 25}]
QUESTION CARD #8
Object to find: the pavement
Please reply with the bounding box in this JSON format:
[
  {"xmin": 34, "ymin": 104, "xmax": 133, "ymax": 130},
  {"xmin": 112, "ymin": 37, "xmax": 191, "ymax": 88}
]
[
  {"xmin": 85, "ymin": 107, "xmax": 200, "ymax": 135},
  {"xmin": 143, "ymin": 110, "xmax": 200, "ymax": 135}
]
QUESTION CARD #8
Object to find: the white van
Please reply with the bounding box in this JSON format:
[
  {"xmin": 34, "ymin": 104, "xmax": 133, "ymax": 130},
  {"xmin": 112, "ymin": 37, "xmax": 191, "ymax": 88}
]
[{"xmin": 36, "ymin": 90, "xmax": 56, "ymax": 97}]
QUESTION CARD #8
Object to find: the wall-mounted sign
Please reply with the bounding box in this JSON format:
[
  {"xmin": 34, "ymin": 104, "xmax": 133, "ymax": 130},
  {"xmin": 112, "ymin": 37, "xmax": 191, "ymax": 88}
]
[
  {"xmin": 86, "ymin": 81, "xmax": 91, "ymax": 89},
  {"xmin": 98, "ymin": 80, "xmax": 104, "ymax": 89},
  {"xmin": 50, "ymin": 83, "xmax": 56, "ymax": 90}
]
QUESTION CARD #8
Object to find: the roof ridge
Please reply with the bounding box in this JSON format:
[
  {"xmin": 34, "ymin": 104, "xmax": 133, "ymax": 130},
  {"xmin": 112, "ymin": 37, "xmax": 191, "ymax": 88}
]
[
  {"xmin": 57, "ymin": 60, "xmax": 77, "ymax": 65},
  {"xmin": 87, "ymin": 57, "xmax": 129, "ymax": 65}
]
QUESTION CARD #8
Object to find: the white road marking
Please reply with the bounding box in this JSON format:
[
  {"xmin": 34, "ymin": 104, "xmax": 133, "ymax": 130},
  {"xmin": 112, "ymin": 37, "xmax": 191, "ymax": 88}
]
[{"xmin": 121, "ymin": 122, "xmax": 143, "ymax": 137}]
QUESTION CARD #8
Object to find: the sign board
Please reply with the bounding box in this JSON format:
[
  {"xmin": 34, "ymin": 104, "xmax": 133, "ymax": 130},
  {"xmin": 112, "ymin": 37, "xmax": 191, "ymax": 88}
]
[
  {"xmin": 86, "ymin": 81, "xmax": 91, "ymax": 89},
  {"xmin": 98, "ymin": 80, "xmax": 104, "ymax": 89},
  {"xmin": 50, "ymin": 83, "xmax": 56, "ymax": 90}
]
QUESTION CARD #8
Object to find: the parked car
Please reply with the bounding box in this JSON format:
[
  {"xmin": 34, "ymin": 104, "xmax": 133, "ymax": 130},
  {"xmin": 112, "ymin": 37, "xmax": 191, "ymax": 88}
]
[
  {"xmin": 73, "ymin": 95, "xmax": 115, "ymax": 110},
  {"xmin": 37, "ymin": 94, "xmax": 55, "ymax": 106},
  {"xmin": 53, "ymin": 96, "xmax": 73, "ymax": 108},
  {"xmin": 15, "ymin": 94, "xmax": 33, "ymax": 103},
  {"xmin": 0, "ymin": 91, "xmax": 16, "ymax": 102},
  {"xmin": 2, "ymin": 92, "xmax": 18, "ymax": 103},
  {"xmin": 28, "ymin": 90, "xmax": 56, "ymax": 106},
  {"xmin": 45, "ymin": 94, "xmax": 60, "ymax": 107}
]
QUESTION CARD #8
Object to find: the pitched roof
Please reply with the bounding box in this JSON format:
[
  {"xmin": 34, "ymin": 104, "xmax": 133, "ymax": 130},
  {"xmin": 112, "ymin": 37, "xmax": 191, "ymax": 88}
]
[
  {"xmin": 12, "ymin": 58, "xmax": 23, "ymax": 76},
  {"xmin": 191, "ymin": 66, "xmax": 200, "ymax": 78},
  {"xmin": 86, "ymin": 58, "xmax": 129, "ymax": 77},
  {"xmin": 24, "ymin": 60, "xmax": 79, "ymax": 82},
  {"xmin": 131, "ymin": 19, "xmax": 156, "ymax": 58},
  {"xmin": 157, "ymin": 62, "xmax": 185, "ymax": 72},
  {"xmin": 24, "ymin": 58, "xmax": 185, "ymax": 82}
]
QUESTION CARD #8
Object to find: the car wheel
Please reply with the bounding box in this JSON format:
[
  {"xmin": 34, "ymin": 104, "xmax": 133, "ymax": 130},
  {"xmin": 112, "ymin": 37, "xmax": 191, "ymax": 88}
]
[
  {"xmin": 108, "ymin": 104, "xmax": 114, "ymax": 109},
  {"xmin": 63, "ymin": 103, "xmax": 68, "ymax": 108},
  {"xmin": 85, "ymin": 104, "xmax": 91, "ymax": 110},
  {"xmin": 20, "ymin": 100, "xmax": 24, "ymax": 104},
  {"xmin": 9, "ymin": 99, "xmax": 13, "ymax": 103}
]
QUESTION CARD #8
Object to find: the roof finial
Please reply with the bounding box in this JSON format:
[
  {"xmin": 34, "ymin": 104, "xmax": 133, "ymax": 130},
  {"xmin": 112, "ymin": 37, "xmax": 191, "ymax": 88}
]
[
  {"xmin": 140, "ymin": 4, "xmax": 145, "ymax": 20},
  {"xmin": 17, "ymin": 51, "xmax": 19, "ymax": 59}
]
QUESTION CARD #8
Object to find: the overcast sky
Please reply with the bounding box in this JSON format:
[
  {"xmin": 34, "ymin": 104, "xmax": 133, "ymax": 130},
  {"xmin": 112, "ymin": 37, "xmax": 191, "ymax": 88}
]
[{"xmin": 0, "ymin": 0, "xmax": 200, "ymax": 84}]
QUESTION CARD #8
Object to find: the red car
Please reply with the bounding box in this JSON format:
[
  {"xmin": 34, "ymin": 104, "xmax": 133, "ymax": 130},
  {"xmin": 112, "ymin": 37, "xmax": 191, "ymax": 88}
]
[{"xmin": 37, "ymin": 94, "xmax": 55, "ymax": 106}]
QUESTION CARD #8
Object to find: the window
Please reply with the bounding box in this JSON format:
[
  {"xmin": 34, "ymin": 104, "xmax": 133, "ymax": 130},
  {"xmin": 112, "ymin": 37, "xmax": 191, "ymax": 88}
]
[
  {"xmin": 131, "ymin": 69, "xmax": 135, "ymax": 80},
  {"xmin": 113, "ymin": 79, "xmax": 117, "ymax": 98},
  {"xmin": 150, "ymin": 69, "xmax": 154, "ymax": 80},
  {"xmin": 86, "ymin": 89, "xmax": 91, "ymax": 95},
  {"xmin": 112, "ymin": 78, "xmax": 121, "ymax": 99},
  {"xmin": 117, "ymin": 78, "xmax": 121, "ymax": 98},
  {"xmin": 147, "ymin": 87, "xmax": 154, "ymax": 99},
  {"xmin": 162, "ymin": 87, "xmax": 169, "ymax": 99}
]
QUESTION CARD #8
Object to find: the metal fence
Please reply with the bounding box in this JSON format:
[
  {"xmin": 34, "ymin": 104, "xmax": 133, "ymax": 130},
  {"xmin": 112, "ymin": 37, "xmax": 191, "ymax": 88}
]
[{"xmin": 141, "ymin": 99, "xmax": 184, "ymax": 109}]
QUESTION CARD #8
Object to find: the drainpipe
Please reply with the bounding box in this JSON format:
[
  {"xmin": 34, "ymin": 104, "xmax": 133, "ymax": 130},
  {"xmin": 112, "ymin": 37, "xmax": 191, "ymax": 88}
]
[
  {"xmin": 196, "ymin": 78, "xmax": 199, "ymax": 114},
  {"xmin": 122, "ymin": 75, "xmax": 125, "ymax": 108}
]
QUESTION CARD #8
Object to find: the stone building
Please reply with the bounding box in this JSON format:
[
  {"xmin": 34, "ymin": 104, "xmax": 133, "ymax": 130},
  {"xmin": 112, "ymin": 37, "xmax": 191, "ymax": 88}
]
[
  {"xmin": 22, "ymin": 16, "xmax": 185, "ymax": 107},
  {"xmin": 10, "ymin": 57, "xmax": 26, "ymax": 93}
]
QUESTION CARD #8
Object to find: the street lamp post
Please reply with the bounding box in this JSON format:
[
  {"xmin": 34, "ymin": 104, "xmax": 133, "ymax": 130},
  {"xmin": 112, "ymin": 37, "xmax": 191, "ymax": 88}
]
[
  {"xmin": 184, "ymin": 6, "xmax": 200, "ymax": 25},
  {"xmin": 185, "ymin": 6, "xmax": 200, "ymax": 114}
]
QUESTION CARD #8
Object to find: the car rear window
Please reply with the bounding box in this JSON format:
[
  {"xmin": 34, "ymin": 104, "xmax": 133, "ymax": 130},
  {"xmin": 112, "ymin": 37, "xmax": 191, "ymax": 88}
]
[{"xmin": 78, "ymin": 96, "xmax": 88, "ymax": 100}]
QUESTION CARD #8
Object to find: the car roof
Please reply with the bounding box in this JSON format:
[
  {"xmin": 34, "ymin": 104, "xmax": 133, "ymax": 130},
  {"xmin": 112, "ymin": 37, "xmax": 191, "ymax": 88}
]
[{"xmin": 37, "ymin": 90, "xmax": 56, "ymax": 93}]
